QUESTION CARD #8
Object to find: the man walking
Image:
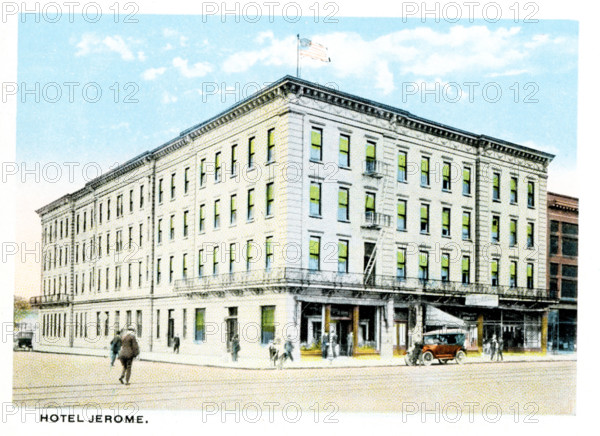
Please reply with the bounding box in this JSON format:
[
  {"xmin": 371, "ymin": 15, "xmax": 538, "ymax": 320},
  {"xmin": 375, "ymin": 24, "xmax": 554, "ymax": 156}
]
[
  {"xmin": 118, "ymin": 326, "xmax": 140, "ymax": 385},
  {"xmin": 173, "ymin": 334, "xmax": 180, "ymax": 354},
  {"xmin": 231, "ymin": 334, "xmax": 240, "ymax": 362},
  {"xmin": 347, "ymin": 331, "xmax": 354, "ymax": 357},
  {"xmin": 109, "ymin": 331, "xmax": 122, "ymax": 367}
]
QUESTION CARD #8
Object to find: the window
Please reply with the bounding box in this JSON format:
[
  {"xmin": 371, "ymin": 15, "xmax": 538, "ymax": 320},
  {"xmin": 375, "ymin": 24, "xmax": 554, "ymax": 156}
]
[
  {"xmin": 420, "ymin": 204, "xmax": 429, "ymax": 234},
  {"xmin": 550, "ymin": 235, "xmax": 559, "ymax": 255},
  {"xmin": 510, "ymin": 261, "xmax": 517, "ymax": 288},
  {"xmin": 214, "ymin": 200, "xmax": 220, "ymax": 229},
  {"xmin": 397, "ymin": 249, "xmax": 406, "ymax": 280},
  {"xmin": 441, "ymin": 253, "xmax": 450, "ymax": 282},
  {"xmin": 462, "ymin": 257, "xmax": 470, "ymax": 284},
  {"xmin": 338, "ymin": 240, "xmax": 348, "ymax": 274},
  {"xmin": 527, "ymin": 181, "xmax": 535, "ymax": 207},
  {"xmin": 245, "ymin": 240, "xmax": 253, "ymax": 271},
  {"xmin": 199, "ymin": 159, "xmax": 206, "ymax": 187},
  {"xmin": 229, "ymin": 243, "xmax": 236, "ymax": 273},
  {"xmin": 492, "ymin": 172, "xmax": 500, "ymax": 201},
  {"xmin": 116, "ymin": 230, "xmax": 122, "ymax": 252},
  {"xmin": 215, "ymin": 152, "xmax": 222, "ymax": 182},
  {"xmin": 562, "ymin": 238, "xmax": 578, "ymax": 257},
  {"xmin": 183, "ymin": 210, "xmax": 189, "ymax": 237},
  {"xmin": 248, "ymin": 137, "xmax": 255, "ymax": 168},
  {"xmin": 526, "ymin": 263, "xmax": 534, "ymax": 289},
  {"xmin": 129, "ymin": 189, "xmax": 134, "ymax": 212},
  {"xmin": 261, "ymin": 306, "xmax": 275, "ymax": 344},
  {"xmin": 562, "ymin": 264, "xmax": 577, "ymax": 278},
  {"xmin": 526, "ymin": 222, "xmax": 534, "ymax": 248},
  {"xmin": 420, "ymin": 157, "xmax": 430, "ymax": 186},
  {"xmin": 510, "ymin": 177, "xmax": 518, "ymax": 203},
  {"xmin": 397, "ymin": 200, "xmax": 406, "ymax": 231},
  {"xmin": 231, "ymin": 144, "xmax": 238, "ymax": 177},
  {"xmin": 139, "ymin": 185, "xmax": 144, "ymax": 208},
  {"xmin": 550, "ymin": 263, "xmax": 559, "ymax": 276},
  {"xmin": 170, "ymin": 173, "xmax": 176, "ymax": 199},
  {"xmin": 116, "ymin": 195, "xmax": 123, "ymax": 217},
  {"xmin": 561, "ymin": 280, "xmax": 577, "ymax": 299},
  {"xmin": 265, "ymin": 237, "xmax": 274, "ymax": 271},
  {"xmin": 107, "ymin": 199, "xmax": 112, "ymax": 220},
  {"xmin": 156, "ymin": 258, "xmax": 161, "ymax": 284},
  {"xmin": 128, "ymin": 226, "xmax": 133, "ymax": 249},
  {"xmin": 310, "ymin": 183, "xmax": 322, "ymax": 217},
  {"xmin": 510, "ymin": 219, "xmax": 517, "ymax": 246},
  {"xmin": 156, "ymin": 310, "xmax": 160, "ymax": 338},
  {"xmin": 365, "ymin": 193, "xmax": 376, "ymax": 219},
  {"xmin": 267, "ymin": 128, "xmax": 275, "ymax": 163},
  {"xmin": 398, "ymin": 151, "xmax": 407, "ymax": 182},
  {"xmin": 418, "ymin": 252, "xmax": 429, "ymax": 282},
  {"xmin": 195, "ymin": 309, "xmax": 205, "ymax": 342},
  {"xmin": 310, "ymin": 128, "xmax": 322, "ymax": 161},
  {"xmin": 463, "ymin": 167, "xmax": 471, "ymax": 195},
  {"xmin": 170, "ymin": 214, "xmax": 175, "ymax": 240},
  {"xmin": 136, "ymin": 310, "xmax": 142, "ymax": 337},
  {"xmin": 212, "ymin": 246, "xmax": 219, "ymax": 275},
  {"xmin": 491, "ymin": 260, "xmax": 499, "ymax": 286},
  {"xmin": 309, "ymin": 237, "xmax": 320, "ymax": 272},
  {"xmin": 365, "ymin": 141, "xmax": 376, "ymax": 173},
  {"xmin": 198, "ymin": 249, "xmax": 204, "ymax": 277},
  {"xmin": 182, "ymin": 253, "xmax": 188, "ymax": 279},
  {"xmin": 339, "ymin": 135, "xmax": 350, "ymax": 167},
  {"xmin": 338, "ymin": 187, "xmax": 349, "ymax": 221},
  {"xmin": 158, "ymin": 179, "xmax": 163, "ymax": 203},
  {"xmin": 169, "ymin": 256, "xmax": 174, "ymax": 283},
  {"xmin": 442, "ymin": 208, "xmax": 451, "ymax": 237},
  {"xmin": 99, "ymin": 204, "xmax": 103, "ymax": 224},
  {"xmin": 247, "ymin": 189, "xmax": 255, "ymax": 221},
  {"xmin": 562, "ymin": 222, "xmax": 578, "ymax": 235},
  {"xmin": 199, "ymin": 204, "xmax": 205, "ymax": 232},
  {"xmin": 230, "ymin": 194, "xmax": 237, "ymax": 225},
  {"xmin": 266, "ymin": 183, "xmax": 274, "ymax": 216},
  {"xmin": 184, "ymin": 167, "xmax": 190, "ymax": 194},
  {"xmin": 491, "ymin": 216, "xmax": 500, "ymax": 243},
  {"xmin": 442, "ymin": 162, "xmax": 451, "ymax": 191}
]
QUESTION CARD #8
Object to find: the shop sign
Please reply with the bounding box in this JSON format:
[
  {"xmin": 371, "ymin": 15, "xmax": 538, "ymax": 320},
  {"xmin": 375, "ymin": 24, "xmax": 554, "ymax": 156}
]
[{"xmin": 465, "ymin": 294, "xmax": 499, "ymax": 307}]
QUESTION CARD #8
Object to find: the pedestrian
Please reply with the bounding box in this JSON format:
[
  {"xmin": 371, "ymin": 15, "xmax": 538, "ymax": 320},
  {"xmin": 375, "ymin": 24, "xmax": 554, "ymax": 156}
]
[
  {"xmin": 331, "ymin": 331, "xmax": 338, "ymax": 358},
  {"xmin": 496, "ymin": 337, "xmax": 504, "ymax": 361},
  {"xmin": 283, "ymin": 338, "xmax": 294, "ymax": 362},
  {"xmin": 109, "ymin": 330, "xmax": 122, "ymax": 367},
  {"xmin": 118, "ymin": 327, "xmax": 139, "ymax": 385},
  {"xmin": 173, "ymin": 334, "xmax": 180, "ymax": 354},
  {"xmin": 268, "ymin": 340, "xmax": 278, "ymax": 366},
  {"xmin": 347, "ymin": 331, "xmax": 354, "ymax": 357},
  {"xmin": 490, "ymin": 334, "xmax": 498, "ymax": 361},
  {"xmin": 321, "ymin": 332, "xmax": 329, "ymax": 359},
  {"xmin": 231, "ymin": 334, "xmax": 240, "ymax": 362}
]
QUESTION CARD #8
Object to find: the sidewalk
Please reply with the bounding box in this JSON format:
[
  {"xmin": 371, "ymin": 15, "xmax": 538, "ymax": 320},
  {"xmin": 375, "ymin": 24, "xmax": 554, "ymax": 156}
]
[{"xmin": 30, "ymin": 344, "xmax": 577, "ymax": 369}]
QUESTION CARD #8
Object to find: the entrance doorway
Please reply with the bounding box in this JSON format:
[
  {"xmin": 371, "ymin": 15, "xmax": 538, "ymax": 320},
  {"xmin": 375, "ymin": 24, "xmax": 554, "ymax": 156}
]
[
  {"xmin": 167, "ymin": 309, "xmax": 175, "ymax": 347},
  {"xmin": 225, "ymin": 307, "xmax": 238, "ymax": 352}
]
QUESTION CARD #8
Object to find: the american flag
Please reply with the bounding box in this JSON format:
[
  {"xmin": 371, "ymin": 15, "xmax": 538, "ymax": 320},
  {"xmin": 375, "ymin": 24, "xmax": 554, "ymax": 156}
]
[{"xmin": 299, "ymin": 38, "xmax": 331, "ymax": 62}]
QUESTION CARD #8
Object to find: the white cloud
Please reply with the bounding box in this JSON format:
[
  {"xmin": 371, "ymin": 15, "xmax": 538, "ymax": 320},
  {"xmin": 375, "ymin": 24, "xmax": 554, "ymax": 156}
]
[
  {"xmin": 74, "ymin": 33, "xmax": 142, "ymax": 61},
  {"xmin": 163, "ymin": 43, "xmax": 174, "ymax": 51},
  {"xmin": 141, "ymin": 67, "xmax": 167, "ymax": 81},
  {"xmin": 172, "ymin": 57, "xmax": 213, "ymax": 78},
  {"xmin": 255, "ymin": 31, "xmax": 274, "ymax": 44},
  {"xmin": 102, "ymin": 35, "xmax": 134, "ymax": 61},
  {"xmin": 137, "ymin": 51, "xmax": 146, "ymax": 61},
  {"xmin": 161, "ymin": 91, "xmax": 178, "ymax": 104}
]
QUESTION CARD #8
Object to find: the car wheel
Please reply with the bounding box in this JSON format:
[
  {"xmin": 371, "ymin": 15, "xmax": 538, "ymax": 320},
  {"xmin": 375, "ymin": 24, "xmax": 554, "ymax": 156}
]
[
  {"xmin": 404, "ymin": 354, "xmax": 413, "ymax": 366},
  {"xmin": 421, "ymin": 351, "xmax": 434, "ymax": 366},
  {"xmin": 455, "ymin": 350, "xmax": 466, "ymax": 364},
  {"xmin": 439, "ymin": 359, "xmax": 448, "ymax": 364}
]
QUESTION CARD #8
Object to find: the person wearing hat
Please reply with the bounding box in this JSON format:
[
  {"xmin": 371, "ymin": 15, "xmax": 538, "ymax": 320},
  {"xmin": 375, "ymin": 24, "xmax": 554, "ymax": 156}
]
[
  {"xmin": 109, "ymin": 330, "xmax": 122, "ymax": 367},
  {"xmin": 118, "ymin": 326, "xmax": 140, "ymax": 385}
]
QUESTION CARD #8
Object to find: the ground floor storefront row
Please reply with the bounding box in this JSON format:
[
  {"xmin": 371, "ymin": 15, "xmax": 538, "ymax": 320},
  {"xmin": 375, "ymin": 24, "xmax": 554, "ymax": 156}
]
[{"xmin": 36, "ymin": 289, "xmax": 553, "ymax": 360}]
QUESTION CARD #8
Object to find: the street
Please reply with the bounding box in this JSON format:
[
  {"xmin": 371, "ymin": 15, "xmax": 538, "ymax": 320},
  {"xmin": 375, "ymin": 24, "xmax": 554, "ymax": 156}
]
[{"xmin": 13, "ymin": 352, "xmax": 576, "ymax": 415}]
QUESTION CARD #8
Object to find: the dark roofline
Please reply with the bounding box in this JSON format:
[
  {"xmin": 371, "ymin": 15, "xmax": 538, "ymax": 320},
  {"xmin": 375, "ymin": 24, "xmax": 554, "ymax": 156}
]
[{"xmin": 548, "ymin": 191, "xmax": 579, "ymax": 202}]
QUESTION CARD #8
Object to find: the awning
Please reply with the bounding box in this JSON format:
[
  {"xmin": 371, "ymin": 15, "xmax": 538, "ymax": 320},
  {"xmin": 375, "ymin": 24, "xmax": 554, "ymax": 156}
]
[{"xmin": 425, "ymin": 305, "xmax": 466, "ymax": 328}]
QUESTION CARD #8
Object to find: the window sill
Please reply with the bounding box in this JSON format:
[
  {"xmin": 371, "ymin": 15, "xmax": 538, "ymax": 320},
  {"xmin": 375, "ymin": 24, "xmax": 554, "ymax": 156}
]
[
  {"xmin": 309, "ymin": 159, "xmax": 323, "ymax": 164},
  {"xmin": 310, "ymin": 215, "xmax": 323, "ymax": 219},
  {"xmin": 338, "ymin": 165, "xmax": 351, "ymax": 171},
  {"xmin": 442, "ymin": 188, "xmax": 452, "ymax": 193},
  {"xmin": 265, "ymin": 215, "xmax": 274, "ymax": 220},
  {"xmin": 442, "ymin": 234, "xmax": 451, "ymax": 239},
  {"xmin": 247, "ymin": 166, "xmax": 256, "ymax": 172},
  {"xmin": 246, "ymin": 219, "xmax": 255, "ymax": 224},
  {"xmin": 397, "ymin": 228, "xmax": 407, "ymax": 232},
  {"xmin": 338, "ymin": 219, "xmax": 350, "ymax": 223},
  {"xmin": 420, "ymin": 231, "xmax": 430, "ymax": 236},
  {"xmin": 265, "ymin": 160, "xmax": 276, "ymax": 166},
  {"xmin": 463, "ymin": 192, "xmax": 472, "ymax": 197},
  {"xmin": 528, "ymin": 205, "xmax": 536, "ymax": 210},
  {"xmin": 492, "ymin": 199, "xmax": 501, "ymax": 203},
  {"xmin": 420, "ymin": 184, "xmax": 431, "ymax": 189},
  {"xmin": 397, "ymin": 179, "xmax": 408, "ymax": 184},
  {"xmin": 510, "ymin": 201, "xmax": 518, "ymax": 206}
]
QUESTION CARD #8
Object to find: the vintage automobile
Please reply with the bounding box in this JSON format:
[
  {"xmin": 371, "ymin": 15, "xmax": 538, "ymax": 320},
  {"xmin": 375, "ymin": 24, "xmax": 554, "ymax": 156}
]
[
  {"xmin": 404, "ymin": 329, "xmax": 467, "ymax": 366},
  {"xmin": 14, "ymin": 330, "xmax": 34, "ymax": 350}
]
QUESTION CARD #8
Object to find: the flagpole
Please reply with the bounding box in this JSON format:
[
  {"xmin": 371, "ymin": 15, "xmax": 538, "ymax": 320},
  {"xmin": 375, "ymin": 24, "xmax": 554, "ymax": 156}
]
[{"xmin": 296, "ymin": 34, "xmax": 300, "ymax": 78}]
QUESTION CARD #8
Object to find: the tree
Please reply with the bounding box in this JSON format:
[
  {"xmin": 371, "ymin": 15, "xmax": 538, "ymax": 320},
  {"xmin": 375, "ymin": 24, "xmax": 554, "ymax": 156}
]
[{"xmin": 14, "ymin": 296, "xmax": 31, "ymax": 323}]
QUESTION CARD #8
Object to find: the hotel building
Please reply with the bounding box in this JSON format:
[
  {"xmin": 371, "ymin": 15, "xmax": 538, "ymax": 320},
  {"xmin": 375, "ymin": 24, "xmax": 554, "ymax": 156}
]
[{"xmin": 32, "ymin": 76, "xmax": 555, "ymax": 360}]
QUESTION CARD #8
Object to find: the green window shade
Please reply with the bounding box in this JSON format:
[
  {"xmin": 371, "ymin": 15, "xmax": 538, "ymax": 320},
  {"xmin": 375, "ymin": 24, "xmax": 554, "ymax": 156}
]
[
  {"xmin": 310, "ymin": 184, "xmax": 320, "ymax": 201},
  {"xmin": 311, "ymin": 130, "xmax": 321, "ymax": 145},
  {"xmin": 462, "ymin": 258, "xmax": 469, "ymax": 271},
  {"xmin": 527, "ymin": 223, "xmax": 533, "ymax": 236},
  {"xmin": 397, "ymin": 250, "xmax": 405, "ymax": 264},
  {"xmin": 214, "ymin": 201, "xmax": 220, "ymax": 214},
  {"xmin": 366, "ymin": 142, "xmax": 376, "ymax": 158},
  {"xmin": 491, "ymin": 261, "xmax": 498, "ymax": 273},
  {"xmin": 339, "ymin": 136, "xmax": 349, "ymax": 152},
  {"xmin": 510, "ymin": 262, "xmax": 516, "ymax": 275},
  {"xmin": 398, "ymin": 153, "xmax": 406, "ymax": 167},
  {"xmin": 266, "ymin": 239, "xmax": 273, "ymax": 255},
  {"xmin": 365, "ymin": 195, "xmax": 375, "ymax": 210},
  {"xmin": 246, "ymin": 242, "xmax": 253, "ymax": 259},
  {"xmin": 492, "ymin": 219, "xmax": 498, "ymax": 233},
  {"xmin": 338, "ymin": 189, "xmax": 348, "ymax": 205},
  {"xmin": 493, "ymin": 174, "xmax": 499, "ymax": 188},
  {"xmin": 443, "ymin": 164, "xmax": 450, "ymax": 177},
  {"xmin": 420, "ymin": 205, "xmax": 428, "ymax": 219},
  {"xmin": 511, "ymin": 178, "xmax": 517, "ymax": 191},
  {"xmin": 462, "ymin": 213, "xmax": 470, "ymax": 226},
  {"xmin": 309, "ymin": 238, "xmax": 320, "ymax": 255},
  {"xmin": 528, "ymin": 182, "xmax": 534, "ymax": 194},
  {"xmin": 463, "ymin": 169, "xmax": 470, "ymax": 181},
  {"xmin": 249, "ymin": 138, "xmax": 255, "ymax": 153},
  {"xmin": 419, "ymin": 253, "xmax": 428, "ymax": 267},
  {"xmin": 421, "ymin": 158, "xmax": 429, "ymax": 172},
  {"xmin": 267, "ymin": 184, "xmax": 274, "ymax": 201},
  {"xmin": 527, "ymin": 264, "xmax": 533, "ymax": 277},
  {"xmin": 232, "ymin": 146, "xmax": 237, "ymax": 160},
  {"xmin": 195, "ymin": 310, "xmax": 204, "ymax": 329},
  {"xmin": 441, "ymin": 255, "xmax": 449, "ymax": 268},
  {"xmin": 248, "ymin": 190, "xmax": 254, "ymax": 205},
  {"xmin": 215, "ymin": 153, "xmax": 220, "ymax": 167},
  {"xmin": 262, "ymin": 306, "xmax": 275, "ymax": 325},
  {"xmin": 200, "ymin": 206, "xmax": 205, "ymax": 218},
  {"xmin": 213, "ymin": 247, "xmax": 218, "ymax": 262},
  {"xmin": 511, "ymin": 220, "xmax": 517, "ymax": 233},
  {"xmin": 442, "ymin": 210, "xmax": 450, "ymax": 225},
  {"xmin": 231, "ymin": 196, "xmax": 236, "ymax": 210},
  {"xmin": 338, "ymin": 242, "xmax": 348, "ymax": 258},
  {"xmin": 398, "ymin": 201, "xmax": 406, "ymax": 216},
  {"xmin": 268, "ymin": 130, "xmax": 275, "ymax": 146}
]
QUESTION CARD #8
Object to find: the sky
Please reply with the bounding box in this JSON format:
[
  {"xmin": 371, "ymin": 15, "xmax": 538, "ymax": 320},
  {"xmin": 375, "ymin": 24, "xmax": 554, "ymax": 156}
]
[{"xmin": 10, "ymin": 11, "xmax": 578, "ymax": 297}]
